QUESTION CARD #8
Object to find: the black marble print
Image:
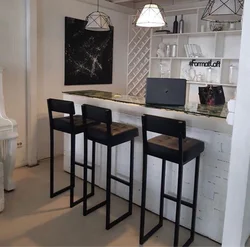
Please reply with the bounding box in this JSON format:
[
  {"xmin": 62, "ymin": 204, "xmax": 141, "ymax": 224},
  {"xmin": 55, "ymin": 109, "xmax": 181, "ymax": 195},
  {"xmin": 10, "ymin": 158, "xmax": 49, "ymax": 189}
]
[{"xmin": 65, "ymin": 17, "xmax": 113, "ymax": 85}]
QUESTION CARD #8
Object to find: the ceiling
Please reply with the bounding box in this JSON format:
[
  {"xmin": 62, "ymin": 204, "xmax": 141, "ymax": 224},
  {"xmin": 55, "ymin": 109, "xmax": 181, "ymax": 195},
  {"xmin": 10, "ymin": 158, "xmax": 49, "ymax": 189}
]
[
  {"xmin": 106, "ymin": 0, "xmax": 147, "ymax": 8},
  {"xmin": 108, "ymin": 0, "xmax": 145, "ymax": 3},
  {"xmin": 106, "ymin": 0, "xmax": 199, "ymax": 8}
]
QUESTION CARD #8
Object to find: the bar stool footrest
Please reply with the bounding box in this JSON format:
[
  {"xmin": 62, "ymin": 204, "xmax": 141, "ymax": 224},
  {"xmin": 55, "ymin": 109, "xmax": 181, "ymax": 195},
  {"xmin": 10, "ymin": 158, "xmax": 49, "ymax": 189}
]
[
  {"xmin": 183, "ymin": 236, "xmax": 194, "ymax": 247},
  {"xmin": 84, "ymin": 200, "xmax": 107, "ymax": 216},
  {"xmin": 140, "ymin": 222, "xmax": 163, "ymax": 245},
  {"xmin": 106, "ymin": 211, "xmax": 132, "ymax": 230},
  {"xmin": 51, "ymin": 185, "xmax": 71, "ymax": 198},
  {"xmin": 75, "ymin": 161, "xmax": 93, "ymax": 170},
  {"xmin": 71, "ymin": 191, "xmax": 95, "ymax": 207},
  {"xmin": 164, "ymin": 193, "xmax": 193, "ymax": 208},
  {"xmin": 110, "ymin": 175, "xmax": 130, "ymax": 186}
]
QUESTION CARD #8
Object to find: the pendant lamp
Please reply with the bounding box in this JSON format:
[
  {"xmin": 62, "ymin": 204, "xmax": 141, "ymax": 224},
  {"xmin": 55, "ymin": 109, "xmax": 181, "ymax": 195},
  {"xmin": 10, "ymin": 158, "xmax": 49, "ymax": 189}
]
[
  {"xmin": 134, "ymin": 1, "xmax": 166, "ymax": 28},
  {"xmin": 85, "ymin": 0, "xmax": 112, "ymax": 31},
  {"xmin": 201, "ymin": 0, "xmax": 244, "ymax": 23}
]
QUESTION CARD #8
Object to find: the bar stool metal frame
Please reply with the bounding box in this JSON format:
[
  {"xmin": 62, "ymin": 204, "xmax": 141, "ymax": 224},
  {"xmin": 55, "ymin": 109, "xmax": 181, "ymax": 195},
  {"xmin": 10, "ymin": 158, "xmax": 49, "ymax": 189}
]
[
  {"xmin": 140, "ymin": 114, "xmax": 204, "ymax": 247},
  {"xmin": 47, "ymin": 99, "xmax": 95, "ymax": 208},
  {"xmin": 82, "ymin": 104, "xmax": 138, "ymax": 230}
]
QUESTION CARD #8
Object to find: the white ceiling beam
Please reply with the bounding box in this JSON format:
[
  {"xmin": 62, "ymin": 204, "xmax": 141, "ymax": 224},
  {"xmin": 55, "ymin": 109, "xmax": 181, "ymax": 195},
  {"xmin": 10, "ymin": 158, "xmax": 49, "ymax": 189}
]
[
  {"xmin": 112, "ymin": 0, "xmax": 134, "ymax": 3},
  {"xmin": 134, "ymin": 0, "xmax": 208, "ymax": 9},
  {"xmin": 77, "ymin": 0, "xmax": 135, "ymax": 14}
]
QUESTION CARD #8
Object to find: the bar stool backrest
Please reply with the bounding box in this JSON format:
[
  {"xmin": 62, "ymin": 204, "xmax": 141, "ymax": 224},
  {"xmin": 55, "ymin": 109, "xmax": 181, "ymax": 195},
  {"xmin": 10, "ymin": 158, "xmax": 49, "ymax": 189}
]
[
  {"xmin": 47, "ymin": 98, "xmax": 75, "ymax": 129},
  {"xmin": 82, "ymin": 104, "xmax": 112, "ymax": 135},
  {"xmin": 142, "ymin": 115, "xmax": 186, "ymax": 160},
  {"xmin": 142, "ymin": 115, "xmax": 186, "ymax": 138}
]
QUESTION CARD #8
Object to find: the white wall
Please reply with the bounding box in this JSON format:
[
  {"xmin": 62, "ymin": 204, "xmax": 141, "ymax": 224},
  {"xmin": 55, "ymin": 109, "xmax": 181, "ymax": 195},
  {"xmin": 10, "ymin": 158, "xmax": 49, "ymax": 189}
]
[
  {"xmin": 37, "ymin": 0, "xmax": 130, "ymax": 159},
  {"xmin": 222, "ymin": 1, "xmax": 250, "ymax": 246},
  {"xmin": 242, "ymin": 166, "xmax": 250, "ymax": 245},
  {"xmin": 0, "ymin": 0, "xmax": 27, "ymax": 167}
]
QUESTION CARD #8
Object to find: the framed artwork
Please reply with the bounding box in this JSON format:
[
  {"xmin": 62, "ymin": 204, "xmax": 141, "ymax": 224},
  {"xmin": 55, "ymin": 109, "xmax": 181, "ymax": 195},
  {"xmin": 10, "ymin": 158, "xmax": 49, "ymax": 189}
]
[{"xmin": 65, "ymin": 17, "xmax": 113, "ymax": 85}]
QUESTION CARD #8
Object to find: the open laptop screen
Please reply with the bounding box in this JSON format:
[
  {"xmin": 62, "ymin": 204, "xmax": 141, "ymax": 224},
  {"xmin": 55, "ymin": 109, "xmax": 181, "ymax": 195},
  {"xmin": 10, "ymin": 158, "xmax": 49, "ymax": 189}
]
[{"xmin": 146, "ymin": 78, "xmax": 187, "ymax": 106}]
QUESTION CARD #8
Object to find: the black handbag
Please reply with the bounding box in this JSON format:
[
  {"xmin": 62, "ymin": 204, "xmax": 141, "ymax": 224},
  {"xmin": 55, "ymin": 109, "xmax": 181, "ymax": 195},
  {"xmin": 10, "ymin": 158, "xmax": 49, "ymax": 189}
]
[{"xmin": 199, "ymin": 85, "xmax": 225, "ymax": 106}]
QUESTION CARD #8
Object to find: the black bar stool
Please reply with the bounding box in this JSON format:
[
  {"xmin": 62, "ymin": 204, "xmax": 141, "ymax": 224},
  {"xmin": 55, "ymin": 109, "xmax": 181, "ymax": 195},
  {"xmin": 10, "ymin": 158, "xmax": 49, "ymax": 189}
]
[
  {"xmin": 81, "ymin": 104, "xmax": 139, "ymax": 230},
  {"xmin": 140, "ymin": 114, "xmax": 205, "ymax": 247},
  {"xmin": 47, "ymin": 99, "xmax": 96, "ymax": 208}
]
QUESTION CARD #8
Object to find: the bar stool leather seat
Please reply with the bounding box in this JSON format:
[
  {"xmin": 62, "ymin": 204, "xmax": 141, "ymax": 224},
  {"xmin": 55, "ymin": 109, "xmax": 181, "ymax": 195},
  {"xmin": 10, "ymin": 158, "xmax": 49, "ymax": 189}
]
[
  {"xmin": 53, "ymin": 115, "xmax": 95, "ymax": 134},
  {"xmin": 148, "ymin": 135, "xmax": 204, "ymax": 164},
  {"xmin": 87, "ymin": 122, "xmax": 138, "ymax": 146}
]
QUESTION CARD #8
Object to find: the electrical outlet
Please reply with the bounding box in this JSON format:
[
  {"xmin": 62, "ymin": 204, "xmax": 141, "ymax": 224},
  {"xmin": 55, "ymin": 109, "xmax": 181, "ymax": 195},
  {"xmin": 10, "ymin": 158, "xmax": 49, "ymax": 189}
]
[{"xmin": 17, "ymin": 142, "xmax": 23, "ymax": 149}]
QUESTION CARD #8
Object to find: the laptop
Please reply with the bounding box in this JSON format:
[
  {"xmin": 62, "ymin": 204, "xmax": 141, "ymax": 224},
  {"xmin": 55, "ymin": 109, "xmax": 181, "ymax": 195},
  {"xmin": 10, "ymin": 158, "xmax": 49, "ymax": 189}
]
[{"xmin": 146, "ymin": 78, "xmax": 187, "ymax": 106}]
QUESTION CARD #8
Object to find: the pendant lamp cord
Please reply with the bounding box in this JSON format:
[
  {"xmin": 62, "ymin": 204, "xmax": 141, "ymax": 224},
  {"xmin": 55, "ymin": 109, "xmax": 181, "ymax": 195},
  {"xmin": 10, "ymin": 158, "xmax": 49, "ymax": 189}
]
[{"xmin": 97, "ymin": 0, "xmax": 100, "ymax": 12}]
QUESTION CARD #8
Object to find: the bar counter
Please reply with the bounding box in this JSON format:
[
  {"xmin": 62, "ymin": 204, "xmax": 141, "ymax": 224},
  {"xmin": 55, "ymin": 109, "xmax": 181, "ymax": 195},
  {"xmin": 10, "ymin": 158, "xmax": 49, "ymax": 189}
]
[
  {"xmin": 63, "ymin": 90, "xmax": 232, "ymax": 243},
  {"xmin": 65, "ymin": 89, "xmax": 228, "ymax": 118}
]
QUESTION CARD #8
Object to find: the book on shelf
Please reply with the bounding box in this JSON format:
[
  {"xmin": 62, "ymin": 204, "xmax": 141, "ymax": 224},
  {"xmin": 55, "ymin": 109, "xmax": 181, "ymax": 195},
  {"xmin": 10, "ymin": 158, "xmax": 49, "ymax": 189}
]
[{"xmin": 154, "ymin": 30, "xmax": 171, "ymax": 34}]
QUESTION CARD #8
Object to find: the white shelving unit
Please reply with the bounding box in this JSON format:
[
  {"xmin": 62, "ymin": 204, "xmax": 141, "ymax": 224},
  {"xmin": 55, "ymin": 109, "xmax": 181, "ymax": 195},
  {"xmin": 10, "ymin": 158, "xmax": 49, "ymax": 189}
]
[
  {"xmin": 148, "ymin": 7, "xmax": 242, "ymax": 102},
  {"xmin": 126, "ymin": 6, "xmax": 242, "ymax": 101}
]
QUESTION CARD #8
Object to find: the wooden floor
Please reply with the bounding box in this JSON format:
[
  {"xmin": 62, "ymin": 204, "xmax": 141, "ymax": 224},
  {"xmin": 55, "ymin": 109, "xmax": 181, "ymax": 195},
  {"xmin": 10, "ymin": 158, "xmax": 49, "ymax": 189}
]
[{"xmin": 0, "ymin": 157, "xmax": 222, "ymax": 246}]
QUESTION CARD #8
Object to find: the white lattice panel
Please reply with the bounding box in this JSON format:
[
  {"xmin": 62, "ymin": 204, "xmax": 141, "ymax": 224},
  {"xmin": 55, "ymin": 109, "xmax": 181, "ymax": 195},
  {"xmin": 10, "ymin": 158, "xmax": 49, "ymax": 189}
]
[{"xmin": 127, "ymin": 17, "xmax": 150, "ymax": 97}]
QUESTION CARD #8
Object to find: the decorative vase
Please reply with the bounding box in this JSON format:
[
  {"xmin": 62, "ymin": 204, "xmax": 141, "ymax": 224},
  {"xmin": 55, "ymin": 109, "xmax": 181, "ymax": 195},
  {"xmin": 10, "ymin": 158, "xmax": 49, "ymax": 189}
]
[
  {"xmin": 179, "ymin": 15, "xmax": 184, "ymax": 33},
  {"xmin": 173, "ymin": 15, "xmax": 178, "ymax": 33},
  {"xmin": 210, "ymin": 22, "xmax": 224, "ymax": 31}
]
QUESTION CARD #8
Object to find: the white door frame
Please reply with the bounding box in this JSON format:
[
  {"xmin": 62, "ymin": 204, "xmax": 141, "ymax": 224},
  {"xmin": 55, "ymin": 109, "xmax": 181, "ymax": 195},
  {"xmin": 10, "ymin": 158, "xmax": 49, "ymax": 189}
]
[{"xmin": 25, "ymin": 0, "xmax": 38, "ymax": 167}]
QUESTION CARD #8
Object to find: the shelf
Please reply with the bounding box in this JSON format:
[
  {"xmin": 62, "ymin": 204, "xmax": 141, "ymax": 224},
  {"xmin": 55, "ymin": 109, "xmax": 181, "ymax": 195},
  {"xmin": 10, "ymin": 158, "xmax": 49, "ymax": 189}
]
[
  {"xmin": 151, "ymin": 57, "xmax": 240, "ymax": 61},
  {"xmin": 164, "ymin": 8, "xmax": 198, "ymax": 16},
  {"xmin": 219, "ymin": 30, "xmax": 242, "ymax": 36},
  {"xmin": 187, "ymin": 81, "xmax": 237, "ymax": 87},
  {"xmin": 151, "ymin": 57, "xmax": 172, "ymax": 60},
  {"xmin": 175, "ymin": 57, "xmax": 222, "ymax": 60},
  {"xmin": 153, "ymin": 30, "xmax": 242, "ymax": 38},
  {"xmin": 151, "ymin": 57, "xmax": 222, "ymax": 60},
  {"xmin": 222, "ymin": 58, "xmax": 239, "ymax": 60},
  {"xmin": 153, "ymin": 33, "xmax": 179, "ymax": 38}
]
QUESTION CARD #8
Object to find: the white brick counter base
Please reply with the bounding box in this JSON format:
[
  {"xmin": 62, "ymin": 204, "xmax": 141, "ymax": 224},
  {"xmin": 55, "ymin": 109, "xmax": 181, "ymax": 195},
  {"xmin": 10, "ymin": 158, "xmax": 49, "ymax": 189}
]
[{"xmin": 63, "ymin": 93, "xmax": 232, "ymax": 243}]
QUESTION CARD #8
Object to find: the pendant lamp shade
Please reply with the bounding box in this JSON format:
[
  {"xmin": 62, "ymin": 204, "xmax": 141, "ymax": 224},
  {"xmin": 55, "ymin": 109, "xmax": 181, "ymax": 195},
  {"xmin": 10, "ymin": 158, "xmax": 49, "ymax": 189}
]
[
  {"xmin": 85, "ymin": 0, "xmax": 112, "ymax": 31},
  {"xmin": 85, "ymin": 12, "xmax": 111, "ymax": 31},
  {"xmin": 135, "ymin": 4, "xmax": 166, "ymax": 28},
  {"xmin": 201, "ymin": 0, "xmax": 244, "ymax": 23}
]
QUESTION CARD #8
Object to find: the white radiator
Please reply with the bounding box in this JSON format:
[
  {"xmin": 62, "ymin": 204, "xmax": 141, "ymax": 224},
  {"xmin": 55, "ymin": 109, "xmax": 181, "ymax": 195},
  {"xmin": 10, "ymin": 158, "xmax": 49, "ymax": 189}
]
[{"xmin": 0, "ymin": 67, "xmax": 18, "ymax": 192}]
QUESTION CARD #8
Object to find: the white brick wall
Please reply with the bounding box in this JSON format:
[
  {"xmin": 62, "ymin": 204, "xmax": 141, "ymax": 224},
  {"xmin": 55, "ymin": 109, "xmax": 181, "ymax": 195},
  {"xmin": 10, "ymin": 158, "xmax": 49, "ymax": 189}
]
[{"xmin": 64, "ymin": 114, "xmax": 231, "ymax": 243}]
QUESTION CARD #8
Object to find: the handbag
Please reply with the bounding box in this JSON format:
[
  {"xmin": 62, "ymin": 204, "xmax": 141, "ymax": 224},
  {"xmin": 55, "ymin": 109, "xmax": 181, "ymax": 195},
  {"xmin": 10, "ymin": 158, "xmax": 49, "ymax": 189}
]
[{"xmin": 198, "ymin": 85, "xmax": 225, "ymax": 106}]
